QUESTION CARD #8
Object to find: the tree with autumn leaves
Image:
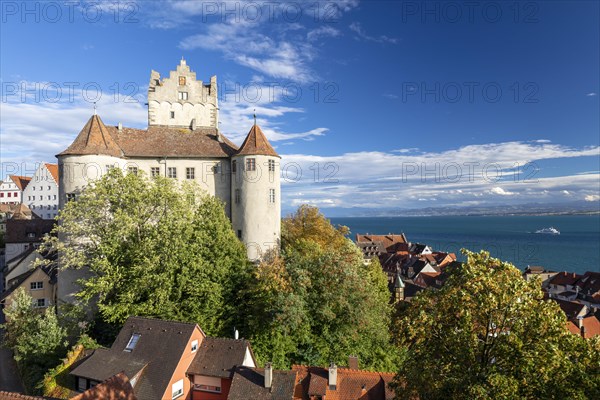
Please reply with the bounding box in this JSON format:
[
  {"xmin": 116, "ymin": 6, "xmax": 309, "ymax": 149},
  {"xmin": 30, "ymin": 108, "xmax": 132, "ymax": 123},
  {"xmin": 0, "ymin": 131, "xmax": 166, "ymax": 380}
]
[
  {"xmin": 243, "ymin": 205, "xmax": 400, "ymax": 371},
  {"xmin": 392, "ymin": 250, "xmax": 600, "ymax": 400}
]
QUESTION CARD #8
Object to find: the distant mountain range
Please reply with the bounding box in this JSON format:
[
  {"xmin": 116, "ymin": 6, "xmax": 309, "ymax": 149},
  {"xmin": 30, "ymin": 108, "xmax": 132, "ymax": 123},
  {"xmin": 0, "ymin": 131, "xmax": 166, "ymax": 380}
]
[{"xmin": 310, "ymin": 201, "xmax": 600, "ymax": 218}]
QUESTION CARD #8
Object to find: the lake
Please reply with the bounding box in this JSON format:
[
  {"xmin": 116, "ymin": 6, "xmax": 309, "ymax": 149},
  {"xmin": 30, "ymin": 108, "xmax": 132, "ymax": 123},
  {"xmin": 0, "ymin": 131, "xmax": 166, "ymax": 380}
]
[{"xmin": 330, "ymin": 215, "xmax": 600, "ymax": 274}]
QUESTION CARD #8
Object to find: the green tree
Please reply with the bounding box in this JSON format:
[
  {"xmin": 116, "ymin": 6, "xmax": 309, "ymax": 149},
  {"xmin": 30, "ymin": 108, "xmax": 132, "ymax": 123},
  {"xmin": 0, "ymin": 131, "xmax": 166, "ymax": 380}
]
[
  {"xmin": 42, "ymin": 169, "xmax": 250, "ymax": 336},
  {"xmin": 392, "ymin": 250, "xmax": 600, "ymax": 400},
  {"xmin": 1, "ymin": 288, "xmax": 68, "ymax": 394},
  {"xmin": 244, "ymin": 206, "xmax": 399, "ymax": 370}
]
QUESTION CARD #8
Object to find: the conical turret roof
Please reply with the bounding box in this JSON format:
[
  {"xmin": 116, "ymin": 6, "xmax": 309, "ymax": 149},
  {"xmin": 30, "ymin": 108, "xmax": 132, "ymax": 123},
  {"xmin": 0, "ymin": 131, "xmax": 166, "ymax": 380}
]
[
  {"xmin": 236, "ymin": 124, "xmax": 279, "ymax": 158},
  {"xmin": 57, "ymin": 114, "xmax": 123, "ymax": 157}
]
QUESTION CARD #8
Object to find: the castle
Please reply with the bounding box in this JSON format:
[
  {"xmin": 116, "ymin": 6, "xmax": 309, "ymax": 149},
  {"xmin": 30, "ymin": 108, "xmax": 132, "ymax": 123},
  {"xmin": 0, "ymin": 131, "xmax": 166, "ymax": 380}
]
[{"xmin": 56, "ymin": 59, "xmax": 281, "ymax": 304}]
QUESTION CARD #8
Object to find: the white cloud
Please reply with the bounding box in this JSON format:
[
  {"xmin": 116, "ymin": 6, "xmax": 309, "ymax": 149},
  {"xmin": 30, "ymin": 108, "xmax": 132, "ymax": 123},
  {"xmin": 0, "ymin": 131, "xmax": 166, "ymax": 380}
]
[
  {"xmin": 585, "ymin": 195, "xmax": 600, "ymax": 201},
  {"xmin": 489, "ymin": 187, "xmax": 516, "ymax": 196},
  {"xmin": 586, "ymin": 92, "xmax": 597, "ymax": 97},
  {"xmin": 307, "ymin": 26, "xmax": 341, "ymax": 42},
  {"xmin": 349, "ymin": 22, "xmax": 398, "ymax": 44}
]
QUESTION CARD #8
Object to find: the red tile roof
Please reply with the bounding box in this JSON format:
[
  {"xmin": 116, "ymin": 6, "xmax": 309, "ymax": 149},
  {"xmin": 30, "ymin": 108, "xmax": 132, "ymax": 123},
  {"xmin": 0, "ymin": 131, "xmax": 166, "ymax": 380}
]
[
  {"xmin": 292, "ymin": 365, "xmax": 395, "ymax": 400},
  {"xmin": 58, "ymin": 115, "xmax": 240, "ymax": 159},
  {"xmin": 69, "ymin": 372, "xmax": 136, "ymax": 400},
  {"xmin": 45, "ymin": 163, "xmax": 59, "ymax": 184},
  {"xmin": 549, "ymin": 271, "xmax": 582, "ymax": 286},
  {"xmin": 58, "ymin": 115, "xmax": 123, "ymax": 157},
  {"xmin": 0, "ymin": 392, "xmax": 49, "ymax": 400},
  {"xmin": 567, "ymin": 316, "xmax": 600, "ymax": 339},
  {"xmin": 356, "ymin": 234, "xmax": 408, "ymax": 253},
  {"xmin": 8, "ymin": 175, "xmax": 31, "ymax": 191},
  {"xmin": 236, "ymin": 124, "xmax": 279, "ymax": 157}
]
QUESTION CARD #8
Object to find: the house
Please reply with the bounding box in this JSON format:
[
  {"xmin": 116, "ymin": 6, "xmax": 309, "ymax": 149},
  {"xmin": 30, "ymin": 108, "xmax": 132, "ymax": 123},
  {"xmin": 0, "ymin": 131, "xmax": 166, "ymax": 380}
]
[
  {"xmin": 576, "ymin": 271, "xmax": 600, "ymax": 305},
  {"xmin": 408, "ymin": 243, "xmax": 432, "ymax": 256},
  {"xmin": 523, "ymin": 266, "xmax": 557, "ymax": 288},
  {"xmin": 355, "ymin": 234, "xmax": 409, "ymax": 260},
  {"xmin": 0, "ymin": 175, "xmax": 31, "ymax": 205},
  {"xmin": 227, "ymin": 365, "xmax": 297, "ymax": 400},
  {"xmin": 71, "ymin": 316, "xmax": 205, "ymax": 400},
  {"xmin": 186, "ymin": 337, "xmax": 256, "ymax": 400},
  {"xmin": 567, "ymin": 315, "xmax": 600, "ymax": 339},
  {"xmin": 547, "ymin": 272, "xmax": 582, "ymax": 295},
  {"xmin": 0, "ymin": 203, "xmax": 38, "ymax": 232},
  {"xmin": 3, "ymin": 219, "xmax": 55, "ymax": 262},
  {"xmin": 226, "ymin": 359, "xmax": 396, "ymax": 400},
  {"xmin": 291, "ymin": 363, "xmax": 395, "ymax": 400},
  {"xmin": 22, "ymin": 163, "xmax": 59, "ymax": 220},
  {"xmin": 1, "ymin": 262, "xmax": 57, "ymax": 317},
  {"xmin": 552, "ymin": 298, "xmax": 588, "ymax": 320},
  {"xmin": 0, "ymin": 372, "xmax": 136, "ymax": 400}
]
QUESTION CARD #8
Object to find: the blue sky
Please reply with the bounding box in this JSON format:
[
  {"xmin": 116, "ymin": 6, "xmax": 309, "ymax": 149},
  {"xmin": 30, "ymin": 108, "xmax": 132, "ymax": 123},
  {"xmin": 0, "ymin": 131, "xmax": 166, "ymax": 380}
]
[{"xmin": 1, "ymin": 0, "xmax": 599, "ymax": 214}]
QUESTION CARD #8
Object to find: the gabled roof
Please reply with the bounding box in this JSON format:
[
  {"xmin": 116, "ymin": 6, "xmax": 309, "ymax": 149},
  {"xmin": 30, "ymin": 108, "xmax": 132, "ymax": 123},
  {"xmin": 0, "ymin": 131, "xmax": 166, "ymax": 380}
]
[
  {"xmin": 70, "ymin": 316, "xmax": 201, "ymax": 400},
  {"xmin": 4, "ymin": 219, "xmax": 55, "ymax": 244},
  {"xmin": 57, "ymin": 115, "xmax": 239, "ymax": 159},
  {"xmin": 69, "ymin": 372, "xmax": 137, "ymax": 400},
  {"xmin": 44, "ymin": 163, "xmax": 59, "ymax": 184},
  {"xmin": 356, "ymin": 234, "xmax": 408, "ymax": 253},
  {"xmin": 187, "ymin": 337, "xmax": 254, "ymax": 378},
  {"xmin": 236, "ymin": 124, "xmax": 279, "ymax": 157},
  {"xmin": 7, "ymin": 175, "xmax": 32, "ymax": 191},
  {"xmin": 58, "ymin": 115, "xmax": 123, "ymax": 158},
  {"xmin": 292, "ymin": 365, "xmax": 395, "ymax": 400},
  {"xmin": 576, "ymin": 271, "xmax": 600, "ymax": 295},
  {"xmin": 553, "ymin": 298, "xmax": 587, "ymax": 319},
  {"xmin": 227, "ymin": 367, "xmax": 297, "ymax": 400},
  {"xmin": 549, "ymin": 271, "xmax": 582, "ymax": 286},
  {"xmin": 1, "ymin": 262, "xmax": 57, "ymax": 302}
]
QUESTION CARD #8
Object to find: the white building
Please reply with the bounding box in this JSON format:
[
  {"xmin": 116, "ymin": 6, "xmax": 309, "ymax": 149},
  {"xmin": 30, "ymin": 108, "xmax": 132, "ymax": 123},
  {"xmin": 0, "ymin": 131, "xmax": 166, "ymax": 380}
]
[
  {"xmin": 56, "ymin": 59, "xmax": 282, "ymax": 305},
  {"xmin": 0, "ymin": 175, "xmax": 31, "ymax": 205},
  {"xmin": 23, "ymin": 163, "xmax": 59, "ymax": 220}
]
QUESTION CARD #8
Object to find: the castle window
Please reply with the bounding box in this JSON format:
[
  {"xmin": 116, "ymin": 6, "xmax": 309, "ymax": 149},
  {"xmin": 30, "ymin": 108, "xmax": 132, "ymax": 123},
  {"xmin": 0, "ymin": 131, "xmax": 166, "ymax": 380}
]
[
  {"xmin": 269, "ymin": 189, "xmax": 275, "ymax": 203},
  {"xmin": 30, "ymin": 281, "xmax": 43, "ymax": 290},
  {"xmin": 179, "ymin": 76, "xmax": 186, "ymax": 86},
  {"xmin": 235, "ymin": 189, "xmax": 241, "ymax": 204},
  {"xmin": 128, "ymin": 166, "xmax": 138, "ymax": 175},
  {"xmin": 237, "ymin": 230, "xmax": 242, "ymax": 239},
  {"xmin": 151, "ymin": 167, "xmax": 160, "ymax": 177},
  {"xmin": 186, "ymin": 167, "xmax": 195, "ymax": 180},
  {"xmin": 106, "ymin": 164, "xmax": 114, "ymax": 173},
  {"xmin": 268, "ymin": 159, "xmax": 275, "ymax": 172},
  {"xmin": 168, "ymin": 167, "xmax": 177, "ymax": 179},
  {"xmin": 232, "ymin": 160, "xmax": 237, "ymax": 174},
  {"xmin": 66, "ymin": 193, "xmax": 76, "ymax": 202},
  {"xmin": 246, "ymin": 158, "xmax": 256, "ymax": 171},
  {"xmin": 178, "ymin": 92, "xmax": 188, "ymax": 101},
  {"xmin": 170, "ymin": 111, "xmax": 175, "ymax": 119}
]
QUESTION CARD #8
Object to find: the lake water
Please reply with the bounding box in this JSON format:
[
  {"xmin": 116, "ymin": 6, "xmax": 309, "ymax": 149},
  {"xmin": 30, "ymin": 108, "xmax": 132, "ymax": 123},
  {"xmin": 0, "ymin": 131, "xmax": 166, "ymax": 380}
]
[{"xmin": 330, "ymin": 215, "xmax": 600, "ymax": 274}]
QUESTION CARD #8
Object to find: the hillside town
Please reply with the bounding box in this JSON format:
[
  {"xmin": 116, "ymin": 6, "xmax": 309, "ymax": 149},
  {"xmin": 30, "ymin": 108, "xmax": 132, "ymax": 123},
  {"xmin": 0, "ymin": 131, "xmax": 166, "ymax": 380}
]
[{"xmin": 1, "ymin": 59, "xmax": 599, "ymax": 400}]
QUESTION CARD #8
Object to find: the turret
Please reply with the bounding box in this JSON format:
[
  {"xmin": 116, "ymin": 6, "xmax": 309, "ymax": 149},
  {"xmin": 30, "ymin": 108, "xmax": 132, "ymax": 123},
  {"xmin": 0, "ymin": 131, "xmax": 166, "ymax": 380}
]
[{"xmin": 231, "ymin": 123, "xmax": 281, "ymax": 261}]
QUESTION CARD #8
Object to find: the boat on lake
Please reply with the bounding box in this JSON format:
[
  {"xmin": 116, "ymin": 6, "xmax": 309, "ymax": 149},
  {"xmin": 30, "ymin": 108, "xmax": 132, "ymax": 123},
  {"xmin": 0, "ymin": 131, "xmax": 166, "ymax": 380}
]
[{"xmin": 535, "ymin": 227, "xmax": 560, "ymax": 235}]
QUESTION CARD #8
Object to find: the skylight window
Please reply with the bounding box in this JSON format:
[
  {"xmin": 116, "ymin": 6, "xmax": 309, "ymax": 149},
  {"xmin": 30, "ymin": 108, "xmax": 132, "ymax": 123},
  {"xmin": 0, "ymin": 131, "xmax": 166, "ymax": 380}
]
[{"xmin": 125, "ymin": 333, "xmax": 141, "ymax": 352}]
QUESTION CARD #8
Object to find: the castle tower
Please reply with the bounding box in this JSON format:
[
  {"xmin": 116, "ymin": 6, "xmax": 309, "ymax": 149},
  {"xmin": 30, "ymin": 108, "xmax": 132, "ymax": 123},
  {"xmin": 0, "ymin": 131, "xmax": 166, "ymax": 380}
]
[
  {"xmin": 231, "ymin": 123, "xmax": 281, "ymax": 261},
  {"xmin": 147, "ymin": 58, "xmax": 218, "ymax": 128}
]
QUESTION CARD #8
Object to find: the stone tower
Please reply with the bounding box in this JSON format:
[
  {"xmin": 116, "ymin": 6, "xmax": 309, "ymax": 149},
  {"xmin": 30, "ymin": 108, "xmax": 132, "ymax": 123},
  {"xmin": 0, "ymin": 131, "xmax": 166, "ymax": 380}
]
[
  {"xmin": 147, "ymin": 58, "xmax": 218, "ymax": 128},
  {"xmin": 231, "ymin": 123, "xmax": 281, "ymax": 261}
]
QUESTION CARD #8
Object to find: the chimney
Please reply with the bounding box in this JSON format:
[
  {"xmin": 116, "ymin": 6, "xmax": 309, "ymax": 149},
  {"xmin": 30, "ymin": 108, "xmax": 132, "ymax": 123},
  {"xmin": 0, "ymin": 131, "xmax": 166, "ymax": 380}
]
[
  {"xmin": 348, "ymin": 356, "xmax": 359, "ymax": 370},
  {"xmin": 264, "ymin": 362, "xmax": 273, "ymax": 389},
  {"xmin": 118, "ymin": 122, "xmax": 122, "ymax": 132},
  {"xmin": 328, "ymin": 362, "xmax": 337, "ymax": 390},
  {"xmin": 577, "ymin": 316, "xmax": 584, "ymax": 329}
]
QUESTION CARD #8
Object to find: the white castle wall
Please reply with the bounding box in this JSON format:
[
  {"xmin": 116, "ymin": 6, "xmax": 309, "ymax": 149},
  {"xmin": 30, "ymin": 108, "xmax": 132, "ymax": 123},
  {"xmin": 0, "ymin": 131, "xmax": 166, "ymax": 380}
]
[{"xmin": 231, "ymin": 155, "xmax": 281, "ymax": 261}]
